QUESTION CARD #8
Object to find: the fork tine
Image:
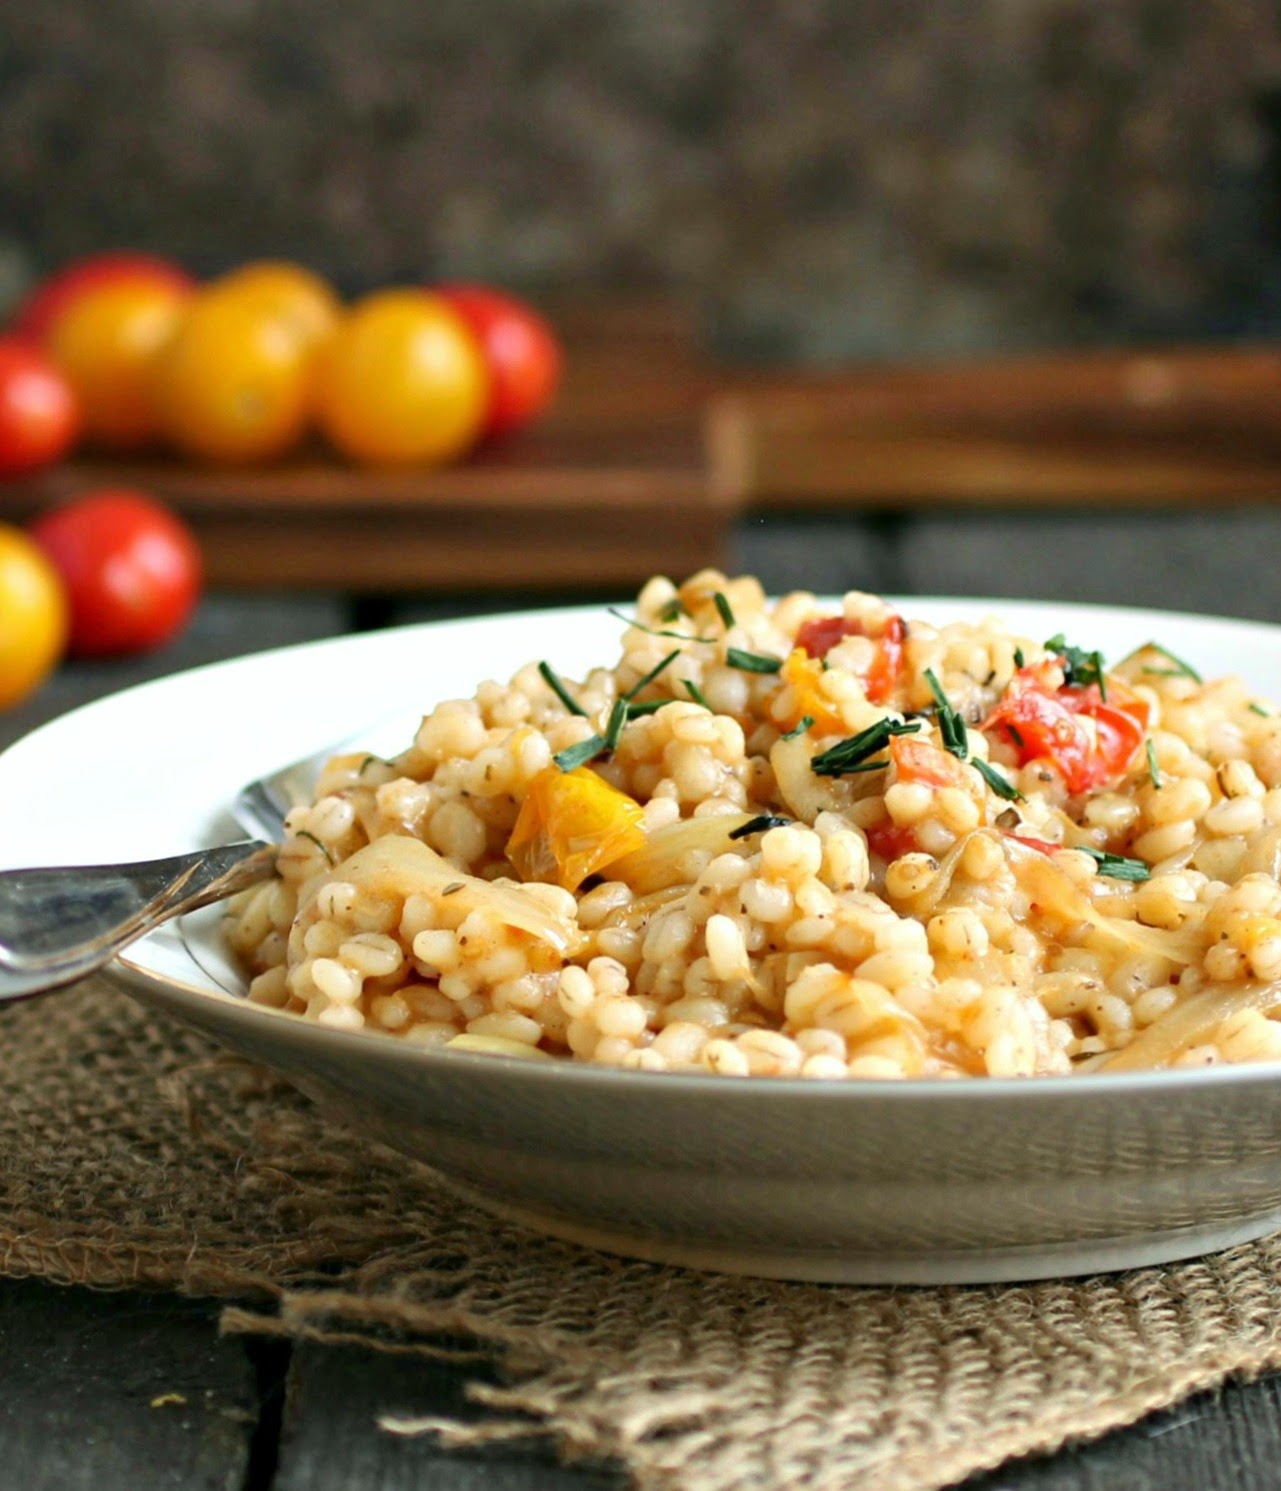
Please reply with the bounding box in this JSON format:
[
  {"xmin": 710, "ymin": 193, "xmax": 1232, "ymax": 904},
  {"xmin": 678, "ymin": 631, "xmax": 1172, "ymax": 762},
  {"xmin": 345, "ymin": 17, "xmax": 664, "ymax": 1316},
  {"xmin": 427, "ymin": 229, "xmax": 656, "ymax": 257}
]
[{"xmin": 227, "ymin": 712, "xmax": 421, "ymax": 841}]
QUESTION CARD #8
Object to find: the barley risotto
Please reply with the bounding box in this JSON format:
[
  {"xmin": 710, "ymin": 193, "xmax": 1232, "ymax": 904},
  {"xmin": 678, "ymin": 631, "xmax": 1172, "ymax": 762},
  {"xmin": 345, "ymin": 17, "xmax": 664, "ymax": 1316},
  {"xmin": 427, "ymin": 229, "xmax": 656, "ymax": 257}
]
[{"xmin": 225, "ymin": 572, "xmax": 1281, "ymax": 1079}]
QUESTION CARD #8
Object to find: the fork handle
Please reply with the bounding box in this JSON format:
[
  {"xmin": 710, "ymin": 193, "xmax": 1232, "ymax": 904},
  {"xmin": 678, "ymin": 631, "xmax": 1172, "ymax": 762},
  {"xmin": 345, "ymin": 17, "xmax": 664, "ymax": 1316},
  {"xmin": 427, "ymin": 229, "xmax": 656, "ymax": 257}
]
[{"xmin": 0, "ymin": 840, "xmax": 277, "ymax": 1002}]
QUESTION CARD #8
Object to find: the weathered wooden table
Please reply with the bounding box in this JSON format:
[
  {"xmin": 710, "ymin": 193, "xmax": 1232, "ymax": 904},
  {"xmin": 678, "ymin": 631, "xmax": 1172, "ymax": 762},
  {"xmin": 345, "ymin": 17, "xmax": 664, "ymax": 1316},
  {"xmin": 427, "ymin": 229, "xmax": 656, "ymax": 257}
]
[{"xmin": 4, "ymin": 505, "xmax": 1281, "ymax": 1489}]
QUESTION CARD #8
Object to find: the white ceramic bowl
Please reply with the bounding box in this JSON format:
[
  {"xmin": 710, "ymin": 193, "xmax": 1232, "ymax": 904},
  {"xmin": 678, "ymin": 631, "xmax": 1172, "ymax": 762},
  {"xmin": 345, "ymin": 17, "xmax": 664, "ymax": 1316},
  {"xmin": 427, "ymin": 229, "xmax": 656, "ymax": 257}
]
[{"xmin": 7, "ymin": 598, "xmax": 1281, "ymax": 1284}]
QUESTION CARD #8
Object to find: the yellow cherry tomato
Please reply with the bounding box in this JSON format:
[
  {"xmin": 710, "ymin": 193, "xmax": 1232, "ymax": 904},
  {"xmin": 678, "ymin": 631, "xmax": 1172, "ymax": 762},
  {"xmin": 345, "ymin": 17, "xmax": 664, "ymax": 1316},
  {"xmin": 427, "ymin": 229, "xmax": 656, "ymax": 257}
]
[
  {"xmin": 47, "ymin": 279, "xmax": 190, "ymax": 450},
  {"xmin": 0, "ymin": 523, "xmax": 67, "ymax": 710},
  {"xmin": 211, "ymin": 261, "xmax": 341, "ymax": 361},
  {"xmin": 313, "ymin": 290, "xmax": 488, "ymax": 466},
  {"xmin": 151, "ymin": 290, "xmax": 312, "ymax": 463}
]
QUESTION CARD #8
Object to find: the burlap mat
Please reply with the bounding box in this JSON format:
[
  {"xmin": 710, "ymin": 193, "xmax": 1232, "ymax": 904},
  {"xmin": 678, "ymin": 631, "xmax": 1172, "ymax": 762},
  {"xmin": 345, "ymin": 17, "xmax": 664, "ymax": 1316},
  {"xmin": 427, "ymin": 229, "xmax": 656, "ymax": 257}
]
[{"xmin": 5, "ymin": 979, "xmax": 1281, "ymax": 1491}]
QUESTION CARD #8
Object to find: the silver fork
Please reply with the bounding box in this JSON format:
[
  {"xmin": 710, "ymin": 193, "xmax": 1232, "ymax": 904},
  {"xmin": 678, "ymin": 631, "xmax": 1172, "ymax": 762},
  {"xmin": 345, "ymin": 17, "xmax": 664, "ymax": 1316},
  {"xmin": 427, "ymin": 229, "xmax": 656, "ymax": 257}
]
[{"xmin": 0, "ymin": 730, "xmax": 362, "ymax": 1003}]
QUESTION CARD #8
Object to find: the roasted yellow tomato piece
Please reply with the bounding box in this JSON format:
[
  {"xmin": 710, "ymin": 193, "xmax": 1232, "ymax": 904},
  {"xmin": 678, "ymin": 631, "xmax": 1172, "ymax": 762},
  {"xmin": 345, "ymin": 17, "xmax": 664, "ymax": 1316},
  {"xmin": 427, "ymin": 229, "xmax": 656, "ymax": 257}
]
[
  {"xmin": 779, "ymin": 648, "xmax": 847, "ymax": 735},
  {"xmin": 506, "ymin": 765, "xmax": 647, "ymax": 891}
]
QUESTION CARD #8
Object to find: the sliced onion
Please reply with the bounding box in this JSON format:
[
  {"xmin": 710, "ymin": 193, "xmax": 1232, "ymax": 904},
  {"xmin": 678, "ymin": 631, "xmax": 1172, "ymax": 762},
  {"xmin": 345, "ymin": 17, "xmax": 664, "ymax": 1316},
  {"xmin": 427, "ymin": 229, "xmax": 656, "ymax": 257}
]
[
  {"xmin": 1003, "ymin": 835, "xmax": 1199, "ymax": 964},
  {"xmin": 771, "ymin": 735, "xmax": 865, "ymax": 821},
  {"xmin": 607, "ymin": 813, "xmax": 758, "ymax": 896},
  {"xmin": 301, "ymin": 834, "xmax": 577, "ymax": 953},
  {"xmin": 1102, "ymin": 981, "xmax": 1281, "ymax": 1072},
  {"xmin": 607, "ymin": 883, "xmax": 692, "ymax": 926},
  {"xmin": 893, "ymin": 830, "xmax": 978, "ymax": 919}
]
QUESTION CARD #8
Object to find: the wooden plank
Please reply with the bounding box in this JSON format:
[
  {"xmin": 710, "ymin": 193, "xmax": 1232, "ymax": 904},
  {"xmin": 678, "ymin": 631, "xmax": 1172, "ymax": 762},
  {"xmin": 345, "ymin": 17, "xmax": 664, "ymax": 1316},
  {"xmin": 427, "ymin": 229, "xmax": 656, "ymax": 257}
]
[
  {"xmin": 709, "ymin": 399, "xmax": 1281, "ymax": 508},
  {"xmin": 1, "ymin": 1273, "xmax": 1280, "ymax": 1491},
  {"xmin": 1, "ymin": 464, "xmax": 727, "ymax": 595},
  {"xmin": 187, "ymin": 482, "xmax": 724, "ymax": 592},
  {"xmin": 719, "ymin": 347, "xmax": 1281, "ymax": 447},
  {"xmin": 275, "ymin": 1340, "xmax": 621, "ymax": 1491},
  {"xmin": 273, "ymin": 1334, "xmax": 1281, "ymax": 1491},
  {"xmin": 0, "ymin": 1279, "xmax": 254, "ymax": 1491},
  {"xmin": 2, "ymin": 466, "xmax": 728, "ymax": 594},
  {"xmin": 966, "ymin": 1374, "xmax": 1281, "ymax": 1490},
  {"xmin": 708, "ymin": 346, "xmax": 1281, "ymax": 508}
]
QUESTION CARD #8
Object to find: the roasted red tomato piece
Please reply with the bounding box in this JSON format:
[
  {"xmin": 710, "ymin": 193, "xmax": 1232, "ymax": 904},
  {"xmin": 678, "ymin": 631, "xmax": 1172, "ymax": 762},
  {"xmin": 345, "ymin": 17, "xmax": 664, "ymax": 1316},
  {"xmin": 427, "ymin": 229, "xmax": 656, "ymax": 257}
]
[
  {"xmin": 984, "ymin": 666, "xmax": 1146, "ymax": 793},
  {"xmin": 889, "ymin": 734, "xmax": 979, "ymax": 796},
  {"xmin": 865, "ymin": 821, "xmax": 919, "ymax": 864},
  {"xmin": 1002, "ymin": 831, "xmax": 1060, "ymax": 856},
  {"xmin": 794, "ymin": 612, "xmax": 906, "ymax": 704}
]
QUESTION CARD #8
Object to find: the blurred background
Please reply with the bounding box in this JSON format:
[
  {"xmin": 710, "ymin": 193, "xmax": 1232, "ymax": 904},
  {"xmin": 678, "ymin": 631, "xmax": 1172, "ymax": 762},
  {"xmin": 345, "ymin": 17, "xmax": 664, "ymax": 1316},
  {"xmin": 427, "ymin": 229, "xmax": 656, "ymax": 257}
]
[
  {"xmin": 7, "ymin": 1, "xmax": 1281, "ymax": 357},
  {"xmin": 4, "ymin": 0, "xmax": 1281, "ymax": 739}
]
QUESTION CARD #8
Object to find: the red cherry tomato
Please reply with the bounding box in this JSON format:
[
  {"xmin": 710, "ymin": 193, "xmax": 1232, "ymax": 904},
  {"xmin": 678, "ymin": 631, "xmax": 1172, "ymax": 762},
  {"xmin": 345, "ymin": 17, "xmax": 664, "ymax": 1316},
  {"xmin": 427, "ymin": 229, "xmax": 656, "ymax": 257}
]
[
  {"xmin": 12, "ymin": 252, "xmax": 194, "ymax": 345},
  {"xmin": 795, "ymin": 611, "xmax": 906, "ymax": 704},
  {"xmin": 30, "ymin": 490, "xmax": 202, "ymax": 657},
  {"xmin": 436, "ymin": 284, "xmax": 561, "ymax": 438},
  {"xmin": 0, "ymin": 339, "xmax": 79, "ymax": 476}
]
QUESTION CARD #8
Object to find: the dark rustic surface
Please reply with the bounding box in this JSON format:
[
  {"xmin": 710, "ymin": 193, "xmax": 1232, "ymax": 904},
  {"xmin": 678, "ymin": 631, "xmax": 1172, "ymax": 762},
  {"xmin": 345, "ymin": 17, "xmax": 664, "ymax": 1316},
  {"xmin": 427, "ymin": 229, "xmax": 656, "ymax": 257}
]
[
  {"xmin": 0, "ymin": 1279, "xmax": 255, "ymax": 1491},
  {"xmin": 1, "ymin": 1275, "xmax": 1280, "ymax": 1490},
  {"xmin": 2, "ymin": 516, "xmax": 1281, "ymax": 1486}
]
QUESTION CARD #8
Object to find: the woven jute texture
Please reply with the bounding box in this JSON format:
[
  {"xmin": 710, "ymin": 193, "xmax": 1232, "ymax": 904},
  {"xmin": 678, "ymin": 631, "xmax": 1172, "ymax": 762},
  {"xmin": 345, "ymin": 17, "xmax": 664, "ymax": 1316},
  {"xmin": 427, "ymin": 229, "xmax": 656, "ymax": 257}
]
[{"xmin": 6, "ymin": 978, "xmax": 1281, "ymax": 1491}]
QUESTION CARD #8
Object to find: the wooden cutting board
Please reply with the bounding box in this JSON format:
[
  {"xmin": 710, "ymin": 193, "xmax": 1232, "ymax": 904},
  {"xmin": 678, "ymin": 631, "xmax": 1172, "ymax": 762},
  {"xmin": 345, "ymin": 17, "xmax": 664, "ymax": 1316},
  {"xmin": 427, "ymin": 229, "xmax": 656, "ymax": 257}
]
[{"xmin": 0, "ymin": 301, "xmax": 728, "ymax": 593}]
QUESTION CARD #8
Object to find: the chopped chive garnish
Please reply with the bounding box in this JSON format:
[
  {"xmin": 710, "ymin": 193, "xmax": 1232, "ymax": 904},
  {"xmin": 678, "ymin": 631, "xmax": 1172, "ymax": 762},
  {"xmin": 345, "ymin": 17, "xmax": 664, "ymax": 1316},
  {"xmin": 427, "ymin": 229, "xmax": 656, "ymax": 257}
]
[
  {"xmin": 1146, "ymin": 740, "xmax": 1161, "ymax": 789},
  {"xmin": 1013, "ymin": 647, "xmax": 1026, "ymax": 669},
  {"xmin": 713, "ymin": 591, "xmax": 735, "ymax": 630},
  {"xmin": 1125, "ymin": 641, "xmax": 1201, "ymax": 684},
  {"xmin": 1250, "ymin": 703, "xmax": 1271, "ymax": 717},
  {"xmin": 727, "ymin": 647, "xmax": 783, "ymax": 674},
  {"xmin": 538, "ymin": 661, "xmax": 588, "ymax": 717},
  {"xmin": 624, "ymin": 698, "xmax": 669, "ymax": 717},
  {"xmin": 658, "ymin": 597, "xmax": 685, "ymax": 623},
  {"xmin": 553, "ymin": 735, "xmax": 607, "ymax": 772},
  {"xmin": 625, "ymin": 648, "xmax": 681, "ymax": 701},
  {"xmin": 923, "ymin": 668, "xmax": 968, "ymax": 760},
  {"xmin": 781, "ymin": 715, "xmax": 815, "ymax": 741},
  {"xmin": 607, "ymin": 607, "xmax": 711, "ymax": 643},
  {"xmin": 728, "ymin": 814, "xmax": 793, "ymax": 840},
  {"xmin": 1006, "ymin": 724, "xmax": 1025, "ymax": 751},
  {"xmin": 603, "ymin": 699, "xmax": 628, "ymax": 752},
  {"xmin": 974, "ymin": 758, "xmax": 1023, "ymax": 801},
  {"xmin": 810, "ymin": 717, "xmax": 921, "ymax": 777},
  {"xmin": 1077, "ymin": 847, "xmax": 1151, "ymax": 882},
  {"xmin": 358, "ymin": 754, "xmax": 383, "ymax": 774},
  {"xmin": 683, "ymin": 679, "xmax": 712, "ymax": 710},
  {"xmin": 295, "ymin": 829, "xmax": 335, "ymax": 865},
  {"xmin": 441, "ymin": 881, "xmax": 464, "ymax": 896},
  {"xmin": 1044, "ymin": 634, "xmax": 1107, "ymax": 692}
]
